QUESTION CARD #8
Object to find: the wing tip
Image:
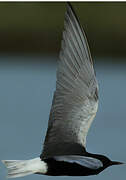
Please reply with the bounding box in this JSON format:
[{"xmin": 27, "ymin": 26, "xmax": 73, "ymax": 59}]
[
  {"xmin": 66, "ymin": 2, "xmax": 80, "ymax": 24},
  {"xmin": 66, "ymin": 2, "xmax": 72, "ymax": 9}
]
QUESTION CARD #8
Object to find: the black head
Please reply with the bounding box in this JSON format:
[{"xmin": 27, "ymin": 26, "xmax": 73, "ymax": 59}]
[{"xmin": 93, "ymin": 154, "xmax": 123, "ymax": 169}]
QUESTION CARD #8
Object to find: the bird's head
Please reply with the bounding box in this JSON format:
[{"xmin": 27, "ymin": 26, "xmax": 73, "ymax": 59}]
[{"xmin": 96, "ymin": 154, "xmax": 123, "ymax": 169}]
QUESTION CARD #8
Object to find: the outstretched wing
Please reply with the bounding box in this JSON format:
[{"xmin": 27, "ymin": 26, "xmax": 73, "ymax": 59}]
[{"xmin": 41, "ymin": 3, "xmax": 98, "ymax": 159}]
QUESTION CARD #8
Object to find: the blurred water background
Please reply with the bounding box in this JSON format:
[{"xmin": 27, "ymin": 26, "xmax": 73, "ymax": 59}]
[{"xmin": 0, "ymin": 2, "xmax": 126, "ymax": 180}]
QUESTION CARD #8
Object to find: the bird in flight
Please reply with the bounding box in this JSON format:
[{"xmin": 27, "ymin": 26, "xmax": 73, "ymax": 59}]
[{"xmin": 2, "ymin": 2, "xmax": 123, "ymax": 178}]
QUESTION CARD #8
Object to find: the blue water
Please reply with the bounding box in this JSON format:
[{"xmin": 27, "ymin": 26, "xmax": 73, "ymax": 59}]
[{"xmin": 0, "ymin": 56, "xmax": 126, "ymax": 180}]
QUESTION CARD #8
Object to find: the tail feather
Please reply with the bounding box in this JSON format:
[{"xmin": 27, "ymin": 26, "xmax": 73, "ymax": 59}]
[{"xmin": 2, "ymin": 158, "xmax": 47, "ymax": 178}]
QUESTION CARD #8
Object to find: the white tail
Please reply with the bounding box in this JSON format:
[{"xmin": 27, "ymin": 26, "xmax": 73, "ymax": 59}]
[{"xmin": 2, "ymin": 157, "xmax": 47, "ymax": 178}]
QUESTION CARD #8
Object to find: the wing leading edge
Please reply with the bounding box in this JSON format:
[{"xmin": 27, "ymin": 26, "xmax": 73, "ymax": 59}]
[{"xmin": 41, "ymin": 3, "xmax": 98, "ymax": 159}]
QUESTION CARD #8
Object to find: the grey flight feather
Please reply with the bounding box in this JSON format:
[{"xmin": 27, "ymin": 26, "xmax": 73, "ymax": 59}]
[
  {"xmin": 41, "ymin": 3, "xmax": 98, "ymax": 159},
  {"xmin": 54, "ymin": 155, "xmax": 103, "ymax": 169}
]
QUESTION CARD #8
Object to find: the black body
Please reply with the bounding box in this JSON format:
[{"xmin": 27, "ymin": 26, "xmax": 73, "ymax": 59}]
[
  {"xmin": 42, "ymin": 152, "xmax": 121, "ymax": 176},
  {"xmin": 45, "ymin": 158, "xmax": 102, "ymax": 176},
  {"xmin": 44, "ymin": 158, "xmax": 101, "ymax": 176},
  {"xmin": 41, "ymin": 152, "xmax": 122, "ymax": 176}
]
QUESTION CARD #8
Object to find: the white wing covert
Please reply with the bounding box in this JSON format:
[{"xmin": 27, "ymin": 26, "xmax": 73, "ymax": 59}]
[
  {"xmin": 54, "ymin": 155, "xmax": 103, "ymax": 169},
  {"xmin": 41, "ymin": 3, "xmax": 98, "ymax": 159}
]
